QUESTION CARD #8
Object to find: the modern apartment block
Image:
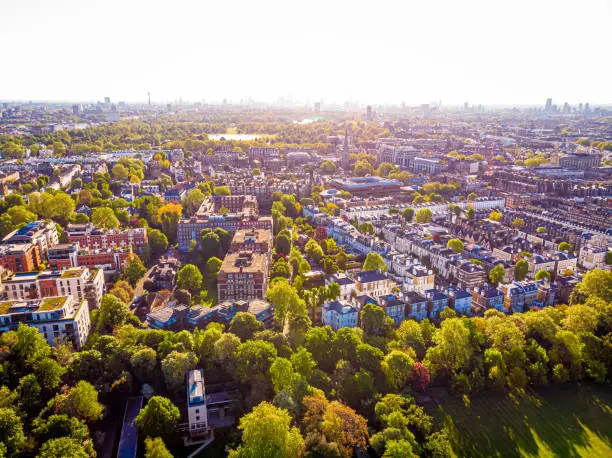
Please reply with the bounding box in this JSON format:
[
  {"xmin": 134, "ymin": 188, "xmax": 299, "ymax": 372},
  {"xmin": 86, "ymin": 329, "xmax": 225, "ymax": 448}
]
[
  {"xmin": 4, "ymin": 267, "xmax": 105, "ymax": 310},
  {"xmin": 0, "ymin": 295, "xmax": 91, "ymax": 349}
]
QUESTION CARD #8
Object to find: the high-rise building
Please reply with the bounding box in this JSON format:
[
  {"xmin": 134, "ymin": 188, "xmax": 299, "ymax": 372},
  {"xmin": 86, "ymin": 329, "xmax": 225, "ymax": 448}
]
[
  {"xmin": 314, "ymin": 102, "xmax": 321, "ymax": 113},
  {"xmin": 366, "ymin": 105, "xmax": 373, "ymax": 120},
  {"xmin": 545, "ymin": 98, "xmax": 552, "ymax": 111}
]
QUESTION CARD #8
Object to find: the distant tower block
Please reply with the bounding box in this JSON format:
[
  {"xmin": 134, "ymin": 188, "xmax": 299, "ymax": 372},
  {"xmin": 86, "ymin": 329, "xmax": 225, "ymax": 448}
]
[
  {"xmin": 366, "ymin": 105, "xmax": 372, "ymax": 120},
  {"xmin": 148, "ymin": 92, "xmax": 151, "ymax": 106},
  {"xmin": 314, "ymin": 102, "xmax": 321, "ymax": 113}
]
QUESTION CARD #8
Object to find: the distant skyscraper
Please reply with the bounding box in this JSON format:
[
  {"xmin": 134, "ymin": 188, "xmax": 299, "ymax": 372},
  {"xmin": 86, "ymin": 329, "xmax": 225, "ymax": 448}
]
[
  {"xmin": 545, "ymin": 98, "xmax": 552, "ymax": 111},
  {"xmin": 464, "ymin": 102, "xmax": 469, "ymax": 112},
  {"xmin": 314, "ymin": 102, "xmax": 321, "ymax": 113},
  {"xmin": 72, "ymin": 104, "xmax": 81, "ymax": 115},
  {"xmin": 104, "ymin": 97, "xmax": 111, "ymax": 105},
  {"xmin": 366, "ymin": 105, "xmax": 372, "ymax": 120},
  {"xmin": 342, "ymin": 126, "xmax": 351, "ymax": 171}
]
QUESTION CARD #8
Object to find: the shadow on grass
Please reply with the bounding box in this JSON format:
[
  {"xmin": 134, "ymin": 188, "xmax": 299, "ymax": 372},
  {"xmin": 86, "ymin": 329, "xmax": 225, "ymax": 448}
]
[{"xmin": 430, "ymin": 384, "xmax": 612, "ymax": 458}]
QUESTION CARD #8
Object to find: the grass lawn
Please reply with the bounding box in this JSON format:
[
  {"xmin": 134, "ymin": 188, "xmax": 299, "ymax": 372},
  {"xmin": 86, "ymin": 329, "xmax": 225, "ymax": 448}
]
[{"xmin": 429, "ymin": 384, "xmax": 612, "ymax": 458}]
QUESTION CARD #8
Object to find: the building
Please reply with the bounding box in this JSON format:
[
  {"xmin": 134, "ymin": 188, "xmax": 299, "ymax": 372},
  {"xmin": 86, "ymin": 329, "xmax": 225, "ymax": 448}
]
[
  {"xmin": 0, "ymin": 295, "xmax": 91, "ymax": 349},
  {"xmin": 472, "ymin": 286, "xmax": 504, "ymax": 313},
  {"xmin": 404, "ymin": 291, "xmax": 428, "ymax": 321},
  {"xmin": 66, "ymin": 223, "xmax": 148, "ymax": 252},
  {"xmin": 187, "ymin": 369, "xmax": 210, "ymax": 439},
  {"xmin": 329, "ymin": 176, "xmax": 403, "ymax": 197},
  {"xmin": 326, "ymin": 273, "xmax": 356, "ymax": 301},
  {"xmin": 449, "ymin": 289, "xmax": 473, "ymax": 316},
  {"xmin": 177, "ymin": 195, "xmax": 271, "ymax": 251},
  {"xmin": 424, "ymin": 289, "xmax": 449, "ymax": 318},
  {"xmin": 558, "ymin": 153, "xmax": 601, "ymax": 171},
  {"xmin": 321, "ymin": 300, "xmax": 359, "ymax": 330},
  {"xmin": 578, "ymin": 244, "xmax": 609, "ymax": 269},
  {"xmin": 47, "ymin": 243, "xmax": 130, "ymax": 274},
  {"xmin": 2, "ymin": 220, "xmax": 59, "ymax": 263},
  {"xmin": 149, "ymin": 257, "xmax": 181, "ymax": 291},
  {"xmin": 379, "ymin": 295, "xmax": 406, "ymax": 325},
  {"xmin": 404, "ymin": 264, "xmax": 435, "ymax": 293},
  {"xmin": 0, "ymin": 242, "xmax": 41, "ymax": 273},
  {"xmin": 230, "ymin": 229, "xmax": 272, "ymax": 255},
  {"xmin": 4, "ymin": 268, "xmax": 105, "ymax": 310},
  {"xmin": 354, "ymin": 270, "xmax": 396, "ymax": 300},
  {"xmin": 412, "ymin": 157, "xmax": 446, "ymax": 175},
  {"xmin": 454, "ymin": 261, "xmax": 486, "ymax": 289},
  {"xmin": 217, "ymin": 252, "xmax": 269, "ymax": 302},
  {"xmin": 528, "ymin": 255, "xmax": 556, "ymax": 278}
]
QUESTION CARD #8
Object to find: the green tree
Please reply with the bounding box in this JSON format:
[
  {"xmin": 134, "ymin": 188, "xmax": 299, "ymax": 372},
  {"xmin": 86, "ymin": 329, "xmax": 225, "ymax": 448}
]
[
  {"xmin": 558, "ymin": 242, "xmax": 572, "ymax": 252},
  {"xmin": 320, "ymin": 160, "xmax": 337, "ymax": 174},
  {"xmin": 92, "ymin": 207, "xmax": 120, "ymax": 229},
  {"xmin": 269, "ymin": 357, "xmax": 295, "ymax": 393},
  {"xmin": 124, "ymin": 254, "xmax": 147, "ymax": 285},
  {"xmin": 176, "ymin": 264, "xmax": 203, "ymax": 294},
  {"xmin": 446, "ymin": 238, "xmax": 464, "ymax": 253},
  {"xmin": 229, "ymin": 312, "xmax": 264, "ymax": 341},
  {"xmin": 0, "ymin": 407, "xmax": 26, "ymax": 456},
  {"xmin": 38, "ymin": 437, "xmax": 93, "ymax": 458},
  {"xmin": 511, "ymin": 217, "xmax": 525, "ymax": 229},
  {"xmin": 229, "ymin": 402, "xmax": 304, "ymax": 458},
  {"xmin": 305, "ymin": 238, "xmax": 324, "ymax": 263},
  {"xmin": 401, "ymin": 208, "xmax": 414, "ymax": 222},
  {"xmin": 467, "ymin": 193, "xmax": 477, "ymax": 201},
  {"xmin": 97, "ymin": 294, "xmax": 128, "ymax": 332},
  {"xmin": 135, "ymin": 396, "xmax": 180, "ymax": 438},
  {"xmin": 130, "ymin": 347, "xmax": 158, "ymax": 382},
  {"xmin": 358, "ymin": 222, "xmax": 374, "ymax": 235},
  {"xmin": 112, "ymin": 163, "xmax": 129, "ymax": 180},
  {"xmin": 535, "ymin": 270, "xmax": 551, "ymax": 282},
  {"xmin": 363, "ymin": 252, "xmax": 388, "ymax": 272},
  {"xmin": 515, "ymin": 259, "xmax": 529, "ymax": 281},
  {"xmin": 235, "ymin": 340, "xmax": 278, "ymax": 382},
  {"xmin": 354, "ymin": 160, "xmax": 374, "ymax": 177},
  {"xmin": 415, "ymin": 208, "xmax": 433, "ymax": 224},
  {"xmin": 489, "ymin": 265, "xmax": 506, "ymax": 285},
  {"xmin": 465, "ymin": 206, "xmax": 475, "ymax": 220},
  {"xmin": 149, "ymin": 229, "xmax": 168, "ymax": 254},
  {"xmin": 181, "ymin": 188, "xmax": 205, "ymax": 217},
  {"xmin": 161, "ymin": 351, "xmax": 197, "ymax": 394},
  {"xmin": 275, "ymin": 232, "xmax": 292, "ymax": 256},
  {"xmin": 57, "ymin": 381, "xmax": 104, "ymax": 422},
  {"xmin": 144, "ymin": 437, "xmax": 173, "ymax": 458},
  {"xmin": 376, "ymin": 162, "xmax": 396, "ymax": 177},
  {"xmin": 383, "ymin": 350, "xmax": 415, "ymax": 391}
]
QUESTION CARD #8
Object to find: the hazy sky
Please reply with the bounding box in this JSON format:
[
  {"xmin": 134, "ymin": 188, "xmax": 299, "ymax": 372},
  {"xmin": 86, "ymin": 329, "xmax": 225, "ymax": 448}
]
[{"xmin": 1, "ymin": 0, "xmax": 611, "ymax": 105}]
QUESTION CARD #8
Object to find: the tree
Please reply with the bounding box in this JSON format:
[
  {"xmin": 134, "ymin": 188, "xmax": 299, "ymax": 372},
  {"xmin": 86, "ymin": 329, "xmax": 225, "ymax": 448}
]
[
  {"xmin": 92, "ymin": 207, "xmax": 120, "ymax": 229},
  {"xmin": 0, "ymin": 407, "xmax": 25, "ymax": 456},
  {"xmin": 572, "ymin": 269, "xmax": 612, "ymax": 302},
  {"xmin": 97, "ymin": 294, "xmax": 128, "ymax": 332},
  {"xmin": 135, "ymin": 396, "xmax": 180, "ymax": 439},
  {"xmin": 515, "ymin": 260, "xmax": 529, "ymax": 281},
  {"xmin": 321, "ymin": 401, "xmax": 369, "ymax": 458},
  {"xmin": 144, "ymin": 437, "xmax": 173, "ymax": 458},
  {"xmin": 425, "ymin": 318, "xmax": 473, "ymax": 376},
  {"xmin": 467, "ymin": 193, "xmax": 477, "ymax": 201},
  {"xmin": 269, "ymin": 357, "xmax": 295, "ymax": 393},
  {"xmin": 488, "ymin": 211, "xmax": 502, "ymax": 222},
  {"xmin": 131, "ymin": 347, "xmax": 158, "ymax": 382},
  {"xmin": 363, "ymin": 252, "xmax": 388, "ymax": 272},
  {"xmin": 411, "ymin": 362, "xmax": 431, "ymax": 392},
  {"xmin": 446, "ymin": 239, "xmax": 464, "ymax": 253},
  {"xmin": 354, "ymin": 160, "xmax": 374, "ymax": 177},
  {"xmin": 383, "ymin": 350, "xmax": 415, "ymax": 391},
  {"xmin": 358, "ymin": 222, "xmax": 374, "ymax": 235},
  {"xmin": 57, "ymin": 381, "xmax": 104, "ymax": 422},
  {"xmin": 182, "ymin": 188, "xmax": 205, "ymax": 217},
  {"xmin": 32, "ymin": 414, "xmax": 89, "ymax": 445},
  {"xmin": 534, "ymin": 270, "xmax": 551, "ymax": 282},
  {"xmin": 267, "ymin": 280, "xmax": 306, "ymax": 328},
  {"xmin": 320, "ymin": 160, "xmax": 337, "ymax": 174},
  {"xmin": 7, "ymin": 205, "xmax": 36, "ymax": 225},
  {"xmin": 511, "ymin": 217, "xmax": 525, "ymax": 229},
  {"xmin": 558, "ymin": 242, "xmax": 572, "ymax": 252},
  {"xmin": 229, "ymin": 402, "xmax": 304, "ymax": 458},
  {"xmin": 489, "ymin": 265, "xmax": 506, "ymax": 285},
  {"xmin": 536, "ymin": 226, "xmax": 547, "ymax": 233},
  {"xmin": 213, "ymin": 186, "xmax": 231, "ymax": 196},
  {"xmin": 112, "ymin": 163, "xmax": 129, "ymax": 180},
  {"xmin": 176, "ymin": 264, "xmax": 203, "ymax": 294},
  {"xmin": 305, "ymin": 238, "xmax": 324, "ymax": 263},
  {"xmin": 38, "ymin": 437, "xmax": 94, "ymax": 458},
  {"xmin": 465, "ymin": 206, "xmax": 475, "ymax": 220},
  {"xmin": 149, "ymin": 229, "xmax": 168, "ymax": 254},
  {"xmin": 401, "ymin": 208, "xmax": 414, "ymax": 222},
  {"xmin": 161, "ymin": 351, "xmax": 197, "ymax": 393},
  {"xmin": 124, "ymin": 254, "xmax": 147, "ymax": 286},
  {"xmin": 158, "ymin": 203, "xmax": 182, "ymax": 244},
  {"xmin": 229, "ymin": 312, "xmax": 264, "ymax": 341},
  {"xmin": 275, "ymin": 232, "xmax": 292, "ymax": 256},
  {"xmin": 415, "ymin": 208, "xmax": 433, "ymax": 224},
  {"xmin": 235, "ymin": 340, "xmax": 278, "ymax": 382},
  {"xmin": 376, "ymin": 162, "xmax": 396, "ymax": 177}
]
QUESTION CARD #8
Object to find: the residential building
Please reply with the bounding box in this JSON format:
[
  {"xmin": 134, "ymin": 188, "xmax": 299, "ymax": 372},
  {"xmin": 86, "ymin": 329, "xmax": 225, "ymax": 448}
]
[
  {"xmin": 217, "ymin": 252, "xmax": 269, "ymax": 302},
  {"xmin": 0, "ymin": 295, "xmax": 91, "ymax": 349},
  {"xmin": 321, "ymin": 300, "xmax": 359, "ymax": 330},
  {"xmin": 230, "ymin": 229, "xmax": 272, "ymax": 255},
  {"xmin": 472, "ymin": 286, "xmax": 505, "ymax": 312},
  {"xmin": 528, "ymin": 254, "xmax": 556, "ymax": 278},
  {"xmin": 424, "ymin": 289, "xmax": 449, "ymax": 318},
  {"xmin": 354, "ymin": 270, "xmax": 396, "ymax": 300},
  {"xmin": 187, "ymin": 369, "xmax": 210, "ymax": 439},
  {"xmin": 4, "ymin": 268, "xmax": 105, "ymax": 310},
  {"xmin": 449, "ymin": 289, "xmax": 473, "ymax": 316},
  {"xmin": 2, "ymin": 220, "xmax": 59, "ymax": 261},
  {"xmin": 578, "ymin": 244, "xmax": 609, "ymax": 269},
  {"xmin": 326, "ymin": 273, "xmax": 356, "ymax": 301},
  {"xmin": 149, "ymin": 257, "xmax": 181, "ymax": 290},
  {"xmin": 0, "ymin": 243, "xmax": 41, "ymax": 273},
  {"xmin": 379, "ymin": 295, "xmax": 406, "ymax": 325},
  {"xmin": 404, "ymin": 291, "xmax": 428, "ymax": 321},
  {"xmin": 66, "ymin": 223, "xmax": 148, "ymax": 252},
  {"xmin": 454, "ymin": 261, "xmax": 486, "ymax": 289}
]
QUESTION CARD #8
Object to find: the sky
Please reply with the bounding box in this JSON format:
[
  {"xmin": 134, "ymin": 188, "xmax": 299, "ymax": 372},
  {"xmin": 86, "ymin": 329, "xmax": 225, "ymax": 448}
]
[{"xmin": 1, "ymin": 0, "xmax": 611, "ymax": 106}]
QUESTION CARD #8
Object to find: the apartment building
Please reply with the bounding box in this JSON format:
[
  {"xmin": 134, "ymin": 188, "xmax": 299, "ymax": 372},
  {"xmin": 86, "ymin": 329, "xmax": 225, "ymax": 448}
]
[
  {"xmin": 354, "ymin": 270, "xmax": 396, "ymax": 300},
  {"xmin": 66, "ymin": 223, "xmax": 148, "ymax": 252},
  {"xmin": 321, "ymin": 300, "xmax": 359, "ymax": 330},
  {"xmin": 4, "ymin": 268, "xmax": 105, "ymax": 310},
  {"xmin": 0, "ymin": 295, "xmax": 91, "ymax": 349},
  {"xmin": 217, "ymin": 252, "xmax": 269, "ymax": 302}
]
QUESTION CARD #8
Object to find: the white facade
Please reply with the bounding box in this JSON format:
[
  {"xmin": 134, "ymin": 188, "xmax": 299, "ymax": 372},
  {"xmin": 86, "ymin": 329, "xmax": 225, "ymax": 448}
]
[
  {"xmin": 187, "ymin": 369, "xmax": 209, "ymax": 437},
  {"xmin": 578, "ymin": 245, "xmax": 608, "ymax": 270},
  {"xmin": 0, "ymin": 296, "xmax": 91, "ymax": 349},
  {"xmin": 322, "ymin": 300, "xmax": 359, "ymax": 330}
]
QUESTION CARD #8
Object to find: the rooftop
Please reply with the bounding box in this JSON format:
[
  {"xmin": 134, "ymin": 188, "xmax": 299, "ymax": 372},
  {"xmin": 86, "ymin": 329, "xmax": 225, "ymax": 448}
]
[{"xmin": 39, "ymin": 296, "xmax": 68, "ymax": 311}]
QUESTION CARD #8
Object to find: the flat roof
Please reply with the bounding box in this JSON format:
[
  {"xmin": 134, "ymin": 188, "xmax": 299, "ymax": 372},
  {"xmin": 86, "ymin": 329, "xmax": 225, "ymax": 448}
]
[{"xmin": 117, "ymin": 396, "xmax": 143, "ymax": 458}]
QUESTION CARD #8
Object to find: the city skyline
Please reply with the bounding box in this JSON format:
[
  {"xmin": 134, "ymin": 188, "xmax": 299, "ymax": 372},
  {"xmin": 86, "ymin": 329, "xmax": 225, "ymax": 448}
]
[{"xmin": 1, "ymin": 0, "xmax": 611, "ymax": 105}]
